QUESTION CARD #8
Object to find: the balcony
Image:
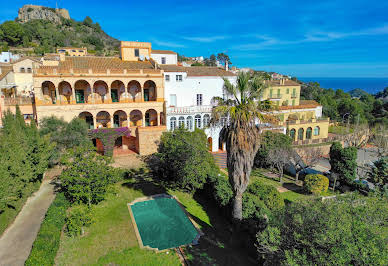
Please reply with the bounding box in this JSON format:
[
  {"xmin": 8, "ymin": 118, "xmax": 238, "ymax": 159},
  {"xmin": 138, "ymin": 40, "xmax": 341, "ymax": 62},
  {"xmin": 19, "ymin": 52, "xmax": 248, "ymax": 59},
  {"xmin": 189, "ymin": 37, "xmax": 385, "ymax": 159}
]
[
  {"xmin": 4, "ymin": 96, "xmax": 34, "ymax": 106},
  {"xmin": 268, "ymin": 94, "xmax": 282, "ymax": 99},
  {"xmin": 291, "ymin": 93, "xmax": 298, "ymax": 98},
  {"xmin": 167, "ymin": 105, "xmax": 213, "ymax": 115},
  {"xmin": 285, "ymin": 117, "xmax": 330, "ymax": 125}
]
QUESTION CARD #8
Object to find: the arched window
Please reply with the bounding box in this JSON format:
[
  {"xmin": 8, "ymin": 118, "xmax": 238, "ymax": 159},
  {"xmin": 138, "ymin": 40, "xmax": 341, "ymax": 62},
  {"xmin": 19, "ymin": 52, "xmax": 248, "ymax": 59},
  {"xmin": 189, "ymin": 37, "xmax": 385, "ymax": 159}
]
[
  {"xmin": 298, "ymin": 128, "xmax": 304, "ymax": 140},
  {"xmin": 289, "ymin": 129, "xmax": 296, "ymax": 141},
  {"xmin": 170, "ymin": 117, "xmax": 177, "ymax": 130},
  {"xmin": 306, "ymin": 127, "xmax": 312, "ymax": 139},
  {"xmin": 186, "ymin": 116, "xmax": 193, "ymax": 130},
  {"xmin": 195, "ymin": 115, "xmax": 201, "ymax": 128},
  {"xmin": 203, "ymin": 114, "xmax": 210, "ymax": 127},
  {"xmin": 20, "ymin": 67, "xmax": 25, "ymax": 73},
  {"xmin": 314, "ymin": 126, "xmax": 320, "ymax": 136},
  {"xmin": 27, "ymin": 67, "xmax": 32, "ymax": 73},
  {"xmin": 178, "ymin": 116, "xmax": 185, "ymax": 128}
]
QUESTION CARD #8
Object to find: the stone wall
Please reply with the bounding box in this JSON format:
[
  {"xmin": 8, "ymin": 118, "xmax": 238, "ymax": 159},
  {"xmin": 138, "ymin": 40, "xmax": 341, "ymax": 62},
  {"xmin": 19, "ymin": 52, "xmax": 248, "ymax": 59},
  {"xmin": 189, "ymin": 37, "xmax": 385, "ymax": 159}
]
[{"xmin": 136, "ymin": 126, "xmax": 166, "ymax": 155}]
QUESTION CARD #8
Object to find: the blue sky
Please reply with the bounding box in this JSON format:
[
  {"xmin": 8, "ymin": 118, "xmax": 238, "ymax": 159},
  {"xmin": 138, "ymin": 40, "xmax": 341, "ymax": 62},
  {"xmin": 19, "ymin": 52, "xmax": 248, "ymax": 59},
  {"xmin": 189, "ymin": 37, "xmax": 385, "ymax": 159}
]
[{"xmin": 1, "ymin": 0, "xmax": 388, "ymax": 77}]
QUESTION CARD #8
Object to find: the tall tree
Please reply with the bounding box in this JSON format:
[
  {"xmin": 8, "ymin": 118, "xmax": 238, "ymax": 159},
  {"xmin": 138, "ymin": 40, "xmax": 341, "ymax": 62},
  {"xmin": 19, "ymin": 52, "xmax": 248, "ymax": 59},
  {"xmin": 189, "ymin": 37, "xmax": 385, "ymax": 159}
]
[
  {"xmin": 0, "ymin": 21, "xmax": 24, "ymax": 46},
  {"xmin": 329, "ymin": 142, "xmax": 357, "ymax": 188},
  {"xmin": 217, "ymin": 53, "xmax": 232, "ymax": 68},
  {"xmin": 211, "ymin": 72, "xmax": 273, "ymax": 221}
]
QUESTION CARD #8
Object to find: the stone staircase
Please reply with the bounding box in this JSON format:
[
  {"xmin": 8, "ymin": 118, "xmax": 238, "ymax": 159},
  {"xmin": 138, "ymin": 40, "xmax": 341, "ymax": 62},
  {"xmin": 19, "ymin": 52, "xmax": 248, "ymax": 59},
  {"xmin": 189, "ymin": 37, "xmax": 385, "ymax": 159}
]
[{"xmin": 212, "ymin": 152, "xmax": 227, "ymax": 169}]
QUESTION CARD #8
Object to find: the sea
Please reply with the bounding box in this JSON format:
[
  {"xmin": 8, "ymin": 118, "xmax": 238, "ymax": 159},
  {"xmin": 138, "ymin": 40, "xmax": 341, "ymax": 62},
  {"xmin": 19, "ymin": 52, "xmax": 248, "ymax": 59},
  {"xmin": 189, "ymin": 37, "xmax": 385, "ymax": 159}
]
[{"xmin": 299, "ymin": 77, "xmax": 388, "ymax": 94}]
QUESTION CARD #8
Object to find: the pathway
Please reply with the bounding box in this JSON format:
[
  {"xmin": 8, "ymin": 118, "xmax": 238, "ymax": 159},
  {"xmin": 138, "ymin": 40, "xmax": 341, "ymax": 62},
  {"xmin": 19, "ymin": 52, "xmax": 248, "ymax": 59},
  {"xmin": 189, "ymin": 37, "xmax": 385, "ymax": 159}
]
[{"xmin": 0, "ymin": 168, "xmax": 61, "ymax": 266}]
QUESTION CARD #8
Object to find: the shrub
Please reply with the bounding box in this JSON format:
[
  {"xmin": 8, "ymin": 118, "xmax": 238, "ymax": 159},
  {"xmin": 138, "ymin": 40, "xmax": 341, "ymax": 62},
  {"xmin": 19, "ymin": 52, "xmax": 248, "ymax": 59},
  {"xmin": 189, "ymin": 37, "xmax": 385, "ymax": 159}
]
[
  {"xmin": 25, "ymin": 193, "xmax": 69, "ymax": 265},
  {"xmin": 65, "ymin": 204, "xmax": 93, "ymax": 237},
  {"xmin": 208, "ymin": 173, "xmax": 233, "ymax": 207},
  {"xmin": 246, "ymin": 181, "xmax": 285, "ymax": 211},
  {"xmin": 304, "ymin": 174, "xmax": 329, "ymax": 194}
]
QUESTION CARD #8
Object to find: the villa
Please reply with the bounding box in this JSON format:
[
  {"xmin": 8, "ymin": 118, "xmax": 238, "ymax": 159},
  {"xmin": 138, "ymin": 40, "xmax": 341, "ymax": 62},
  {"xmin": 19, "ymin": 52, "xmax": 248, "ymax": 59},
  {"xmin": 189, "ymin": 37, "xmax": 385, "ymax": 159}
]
[
  {"xmin": 0, "ymin": 40, "xmax": 330, "ymax": 155},
  {"xmin": 32, "ymin": 41, "xmax": 166, "ymax": 155}
]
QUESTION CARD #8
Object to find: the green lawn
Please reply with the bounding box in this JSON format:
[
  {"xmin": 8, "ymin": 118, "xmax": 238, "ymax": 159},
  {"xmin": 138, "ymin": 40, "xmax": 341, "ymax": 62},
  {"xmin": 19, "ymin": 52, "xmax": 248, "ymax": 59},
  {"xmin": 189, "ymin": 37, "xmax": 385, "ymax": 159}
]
[
  {"xmin": 329, "ymin": 125, "xmax": 354, "ymax": 135},
  {"xmin": 250, "ymin": 169, "xmax": 335, "ymax": 203},
  {"xmin": 55, "ymin": 180, "xmax": 181, "ymax": 265},
  {"xmin": 55, "ymin": 169, "xmax": 256, "ymax": 265}
]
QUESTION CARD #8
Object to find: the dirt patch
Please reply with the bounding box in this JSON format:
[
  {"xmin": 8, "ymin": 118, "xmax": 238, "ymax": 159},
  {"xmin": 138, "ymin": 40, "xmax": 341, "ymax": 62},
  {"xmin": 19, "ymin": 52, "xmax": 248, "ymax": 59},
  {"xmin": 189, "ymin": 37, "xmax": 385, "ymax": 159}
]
[{"xmin": 111, "ymin": 154, "xmax": 145, "ymax": 169}]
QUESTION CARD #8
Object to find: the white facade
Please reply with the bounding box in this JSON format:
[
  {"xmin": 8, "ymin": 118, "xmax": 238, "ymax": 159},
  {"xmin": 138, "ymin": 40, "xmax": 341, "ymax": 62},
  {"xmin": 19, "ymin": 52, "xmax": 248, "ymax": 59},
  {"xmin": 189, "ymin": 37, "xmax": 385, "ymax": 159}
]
[
  {"xmin": 164, "ymin": 70, "xmax": 237, "ymax": 152},
  {"xmin": 0, "ymin": 52, "xmax": 20, "ymax": 63},
  {"xmin": 151, "ymin": 52, "xmax": 177, "ymax": 65}
]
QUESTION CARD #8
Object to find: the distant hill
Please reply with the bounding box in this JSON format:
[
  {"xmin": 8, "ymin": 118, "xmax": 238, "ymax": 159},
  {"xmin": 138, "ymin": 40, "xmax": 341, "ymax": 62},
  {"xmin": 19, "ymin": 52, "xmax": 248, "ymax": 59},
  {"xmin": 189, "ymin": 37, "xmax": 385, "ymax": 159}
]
[
  {"xmin": 0, "ymin": 5, "xmax": 120, "ymax": 56},
  {"xmin": 348, "ymin": 88, "xmax": 369, "ymax": 98}
]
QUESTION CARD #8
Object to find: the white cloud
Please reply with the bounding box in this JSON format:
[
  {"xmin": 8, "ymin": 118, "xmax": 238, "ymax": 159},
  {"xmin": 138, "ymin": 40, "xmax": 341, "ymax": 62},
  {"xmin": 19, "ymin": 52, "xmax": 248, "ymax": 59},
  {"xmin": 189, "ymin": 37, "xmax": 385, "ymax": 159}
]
[
  {"xmin": 182, "ymin": 35, "xmax": 228, "ymax": 43},
  {"xmin": 232, "ymin": 24, "xmax": 388, "ymax": 51}
]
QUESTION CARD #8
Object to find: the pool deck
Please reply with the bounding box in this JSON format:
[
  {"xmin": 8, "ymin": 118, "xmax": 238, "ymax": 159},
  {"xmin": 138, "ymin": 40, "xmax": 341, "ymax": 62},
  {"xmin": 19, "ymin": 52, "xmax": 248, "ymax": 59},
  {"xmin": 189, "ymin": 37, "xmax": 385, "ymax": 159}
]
[{"xmin": 127, "ymin": 194, "xmax": 203, "ymax": 253}]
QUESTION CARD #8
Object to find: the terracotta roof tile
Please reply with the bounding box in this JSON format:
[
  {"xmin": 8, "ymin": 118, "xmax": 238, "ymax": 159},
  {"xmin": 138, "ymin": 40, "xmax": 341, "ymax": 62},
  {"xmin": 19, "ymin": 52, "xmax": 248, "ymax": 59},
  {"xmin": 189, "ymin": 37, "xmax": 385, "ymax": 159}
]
[
  {"xmin": 151, "ymin": 50, "xmax": 177, "ymax": 55},
  {"xmin": 160, "ymin": 65, "xmax": 236, "ymax": 77},
  {"xmin": 279, "ymin": 100, "xmax": 320, "ymax": 110},
  {"xmin": 11, "ymin": 56, "xmax": 41, "ymax": 64},
  {"xmin": 38, "ymin": 56, "xmax": 155, "ymax": 73}
]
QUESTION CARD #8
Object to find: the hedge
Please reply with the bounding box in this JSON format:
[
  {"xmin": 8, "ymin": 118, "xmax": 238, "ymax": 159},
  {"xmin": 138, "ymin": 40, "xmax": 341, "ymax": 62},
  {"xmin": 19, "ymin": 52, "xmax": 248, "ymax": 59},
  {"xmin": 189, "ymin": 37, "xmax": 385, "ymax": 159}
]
[{"xmin": 25, "ymin": 193, "xmax": 69, "ymax": 266}]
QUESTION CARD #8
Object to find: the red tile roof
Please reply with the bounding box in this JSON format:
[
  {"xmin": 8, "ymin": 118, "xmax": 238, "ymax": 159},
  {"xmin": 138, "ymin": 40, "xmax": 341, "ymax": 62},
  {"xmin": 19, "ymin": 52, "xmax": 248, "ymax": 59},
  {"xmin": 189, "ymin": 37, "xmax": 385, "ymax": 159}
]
[
  {"xmin": 151, "ymin": 50, "xmax": 177, "ymax": 55},
  {"xmin": 160, "ymin": 65, "xmax": 236, "ymax": 77}
]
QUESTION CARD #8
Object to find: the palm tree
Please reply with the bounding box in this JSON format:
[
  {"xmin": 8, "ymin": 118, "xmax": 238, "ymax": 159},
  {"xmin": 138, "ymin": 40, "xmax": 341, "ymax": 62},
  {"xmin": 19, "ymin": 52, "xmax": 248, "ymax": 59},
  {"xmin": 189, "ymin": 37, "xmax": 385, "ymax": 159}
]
[{"xmin": 211, "ymin": 71, "xmax": 273, "ymax": 221}]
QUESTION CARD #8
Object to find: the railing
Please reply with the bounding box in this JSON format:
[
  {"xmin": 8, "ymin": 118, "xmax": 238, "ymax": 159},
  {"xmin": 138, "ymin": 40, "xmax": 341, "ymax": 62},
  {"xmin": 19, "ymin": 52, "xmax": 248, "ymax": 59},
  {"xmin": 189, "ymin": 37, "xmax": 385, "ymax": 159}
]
[
  {"xmin": 285, "ymin": 117, "xmax": 330, "ymax": 125},
  {"xmin": 35, "ymin": 68, "xmax": 163, "ymax": 76},
  {"xmin": 167, "ymin": 105, "xmax": 213, "ymax": 114},
  {"xmin": 291, "ymin": 93, "xmax": 297, "ymax": 98},
  {"xmin": 268, "ymin": 94, "xmax": 282, "ymax": 99},
  {"xmin": 4, "ymin": 97, "xmax": 34, "ymax": 106}
]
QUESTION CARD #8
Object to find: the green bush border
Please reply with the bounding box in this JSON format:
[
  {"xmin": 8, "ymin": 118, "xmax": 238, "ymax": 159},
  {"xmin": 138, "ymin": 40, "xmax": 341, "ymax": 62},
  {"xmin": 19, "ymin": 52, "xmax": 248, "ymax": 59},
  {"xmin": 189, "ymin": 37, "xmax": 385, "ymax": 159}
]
[{"xmin": 25, "ymin": 193, "xmax": 69, "ymax": 266}]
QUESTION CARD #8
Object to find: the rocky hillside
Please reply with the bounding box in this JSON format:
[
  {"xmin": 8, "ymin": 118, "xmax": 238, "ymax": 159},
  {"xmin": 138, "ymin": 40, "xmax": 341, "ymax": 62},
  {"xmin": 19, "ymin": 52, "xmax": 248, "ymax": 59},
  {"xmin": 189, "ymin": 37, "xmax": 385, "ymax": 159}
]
[
  {"xmin": 0, "ymin": 5, "xmax": 120, "ymax": 56},
  {"xmin": 18, "ymin": 5, "xmax": 70, "ymax": 23}
]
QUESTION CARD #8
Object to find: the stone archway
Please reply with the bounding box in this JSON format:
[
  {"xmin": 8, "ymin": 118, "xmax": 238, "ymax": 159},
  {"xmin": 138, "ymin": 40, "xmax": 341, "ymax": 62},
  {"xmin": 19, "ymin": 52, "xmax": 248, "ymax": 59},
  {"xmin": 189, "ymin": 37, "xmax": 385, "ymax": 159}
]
[
  {"xmin": 129, "ymin": 110, "xmax": 143, "ymax": 126},
  {"xmin": 128, "ymin": 80, "xmax": 141, "ymax": 102},
  {"xmin": 42, "ymin": 81, "xmax": 56, "ymax": 104},
  {"xmin": 143, "ymin": 80, "xmax": 157, "ymax": 101},
  {"xmin": 96, "ymin": 111, "xmax": 111, "ymax": 128},
  {"xmin": 113, "ymin": 110, "xmax": 127, "ymax": 128},
  {"xmin": 58, "ymin": 81, "xmax": 72, "ymax": 104},
  {"xmin": 79, "ymin": 111, "xmax": 94, "ymax": 129},
  {"xmin": 74, "ymin": 80, "xmax": 91, "ymax": 103},
  {"xmin": 111, "ymin": 80, "xmax": 126, "ymax": 103}
]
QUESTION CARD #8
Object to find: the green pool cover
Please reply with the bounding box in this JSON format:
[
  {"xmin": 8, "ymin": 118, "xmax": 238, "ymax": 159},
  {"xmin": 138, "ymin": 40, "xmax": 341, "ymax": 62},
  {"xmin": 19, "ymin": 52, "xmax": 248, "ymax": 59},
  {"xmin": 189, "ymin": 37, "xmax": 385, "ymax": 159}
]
[{"xmin": 130, "ymin": 196, "xmax": 199, "ymax": 250}]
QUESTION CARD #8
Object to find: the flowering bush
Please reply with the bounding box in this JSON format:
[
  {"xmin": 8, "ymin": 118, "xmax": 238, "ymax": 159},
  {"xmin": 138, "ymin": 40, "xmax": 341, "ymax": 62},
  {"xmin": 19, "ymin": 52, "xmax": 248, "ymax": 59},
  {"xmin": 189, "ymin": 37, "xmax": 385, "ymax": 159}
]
[{"xmin": 89, "ymin": 127, "xmax": 131, "ymax": 156}]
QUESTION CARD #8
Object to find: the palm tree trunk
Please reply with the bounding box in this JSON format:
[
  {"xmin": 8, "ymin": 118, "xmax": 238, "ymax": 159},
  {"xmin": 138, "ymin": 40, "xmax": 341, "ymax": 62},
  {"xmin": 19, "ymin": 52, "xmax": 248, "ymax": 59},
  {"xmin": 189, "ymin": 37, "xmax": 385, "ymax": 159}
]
[{"xmin": 232, "ymin": 192, "xmax": 243, "ymax": 221}]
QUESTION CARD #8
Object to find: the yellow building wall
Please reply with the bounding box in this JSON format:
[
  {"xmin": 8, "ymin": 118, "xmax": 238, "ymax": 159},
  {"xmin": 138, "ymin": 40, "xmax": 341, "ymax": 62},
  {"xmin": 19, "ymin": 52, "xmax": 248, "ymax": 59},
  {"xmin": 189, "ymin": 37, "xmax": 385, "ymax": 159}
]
[
  {"xmin": 57, "ymin": 48, "xmax": 87, "ymax": 57},
  {"xmin": 263, "ymin": 85, "xmax": 300, "ymax": 106},
  {"xmin": 120, "ymin": 41, "xmax": 151, "ymax": 61},
  {"xmin": 287, "ymin": 119, "xmax": 329, "ymax": 141}
]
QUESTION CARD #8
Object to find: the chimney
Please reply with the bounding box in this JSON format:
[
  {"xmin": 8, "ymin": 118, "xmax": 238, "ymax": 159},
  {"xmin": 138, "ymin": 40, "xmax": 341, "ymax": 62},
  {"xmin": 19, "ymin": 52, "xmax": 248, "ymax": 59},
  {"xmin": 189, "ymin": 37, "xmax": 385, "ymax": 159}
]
[{"xmin": 225, "ymin": 61, "xmax": 229, "ymax": 71}]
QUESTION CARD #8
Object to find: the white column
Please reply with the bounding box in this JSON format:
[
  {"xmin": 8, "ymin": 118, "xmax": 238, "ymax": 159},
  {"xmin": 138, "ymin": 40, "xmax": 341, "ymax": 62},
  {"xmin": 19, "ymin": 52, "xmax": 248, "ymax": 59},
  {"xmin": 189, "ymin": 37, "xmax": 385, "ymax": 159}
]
[
  {"xmin": 93, "ymin": 116, "xmax": 97, "ymax": 129},
  {"xmin": 156, "ymin": 112, "xmax": 160, "ymax": 126}
]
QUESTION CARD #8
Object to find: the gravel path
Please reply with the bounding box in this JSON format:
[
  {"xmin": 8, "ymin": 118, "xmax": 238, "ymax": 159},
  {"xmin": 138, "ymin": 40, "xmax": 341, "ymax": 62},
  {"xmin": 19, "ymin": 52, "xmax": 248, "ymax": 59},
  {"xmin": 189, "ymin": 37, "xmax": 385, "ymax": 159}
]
[{"xmin": 0, "ymin": 168, "xmax": 61, "ymax": 266}]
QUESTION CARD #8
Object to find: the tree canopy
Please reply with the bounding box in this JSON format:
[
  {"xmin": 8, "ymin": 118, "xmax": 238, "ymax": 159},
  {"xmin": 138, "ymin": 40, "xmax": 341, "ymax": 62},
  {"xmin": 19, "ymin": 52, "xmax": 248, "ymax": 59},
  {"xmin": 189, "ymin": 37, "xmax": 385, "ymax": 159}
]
[
  {"xmin": 256, "ymin": 194, "xmax": 388, "ymax": 265},
  {"xmin": 149, "ymin": 128, "xmax": 217, "ymax": 191}
]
